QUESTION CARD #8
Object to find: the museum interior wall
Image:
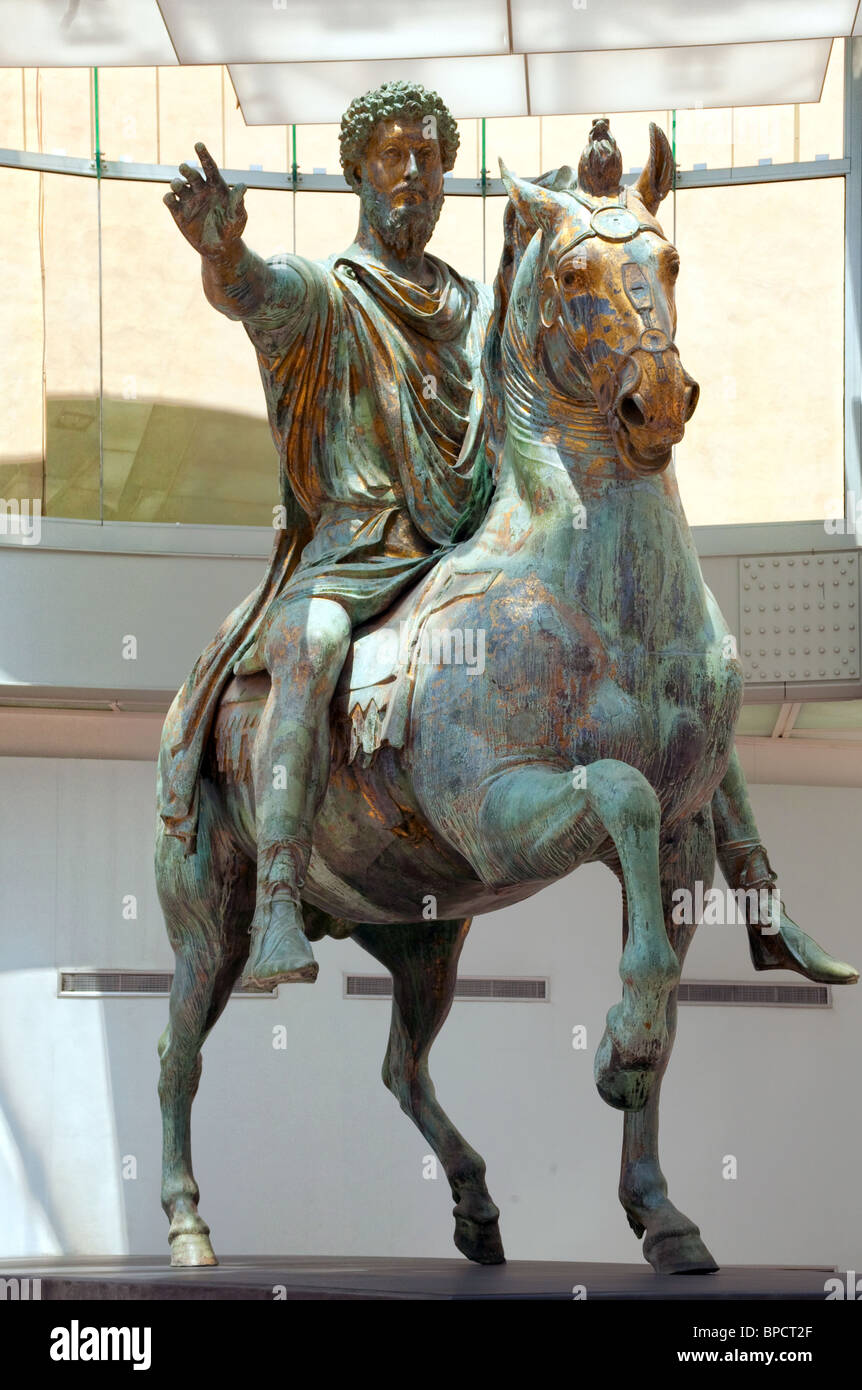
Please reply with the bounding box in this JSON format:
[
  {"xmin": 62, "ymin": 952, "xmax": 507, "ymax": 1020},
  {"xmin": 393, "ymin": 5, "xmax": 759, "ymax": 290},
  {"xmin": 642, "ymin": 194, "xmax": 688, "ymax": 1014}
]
[{"xmin": 0, "ymin": 759, "xmax": 857, "ymax": 1266}]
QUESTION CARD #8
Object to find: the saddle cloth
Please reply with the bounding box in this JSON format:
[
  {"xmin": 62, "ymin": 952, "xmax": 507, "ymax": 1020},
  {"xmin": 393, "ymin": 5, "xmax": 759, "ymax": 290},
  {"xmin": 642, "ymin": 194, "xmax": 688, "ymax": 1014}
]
[{"xmin": 212, "ymin": 564, "xmax": 499, "ymax": 783}]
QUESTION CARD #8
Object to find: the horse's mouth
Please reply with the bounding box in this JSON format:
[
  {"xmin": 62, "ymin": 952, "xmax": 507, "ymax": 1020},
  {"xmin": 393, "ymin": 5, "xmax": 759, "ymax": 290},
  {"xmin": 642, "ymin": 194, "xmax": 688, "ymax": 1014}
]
[{"xmin": 612, "ymin": 416, "xmax": 681, "ymax": 475}]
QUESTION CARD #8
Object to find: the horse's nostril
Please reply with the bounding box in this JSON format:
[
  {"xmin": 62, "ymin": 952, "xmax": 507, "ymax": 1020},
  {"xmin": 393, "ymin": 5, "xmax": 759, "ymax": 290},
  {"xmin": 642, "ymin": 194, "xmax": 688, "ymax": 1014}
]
[
  {"xmin": 619, "ymin": 394, "xmax": 646, "ymax": 429},
  {"xmin": 684, "ymin": 381, "xmax": 700, "ymax": 421}
]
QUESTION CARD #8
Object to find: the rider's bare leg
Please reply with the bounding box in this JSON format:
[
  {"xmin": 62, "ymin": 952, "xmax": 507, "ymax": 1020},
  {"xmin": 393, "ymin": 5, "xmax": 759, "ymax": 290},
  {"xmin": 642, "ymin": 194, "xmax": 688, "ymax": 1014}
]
[
  {"xmin": 712, "ymin": 750, "xmax": 858, "ymax": 985},
  {"xmin": 241, "ymin": 595, "xmax": 351, "ymax": 987}
]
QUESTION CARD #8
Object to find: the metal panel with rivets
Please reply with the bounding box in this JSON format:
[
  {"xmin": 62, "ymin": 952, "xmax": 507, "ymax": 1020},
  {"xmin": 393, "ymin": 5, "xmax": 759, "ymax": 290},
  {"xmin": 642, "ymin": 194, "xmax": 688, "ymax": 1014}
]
[{"xmin": 739, "ymin": 552, "xmax": 861, "ymax": 684}]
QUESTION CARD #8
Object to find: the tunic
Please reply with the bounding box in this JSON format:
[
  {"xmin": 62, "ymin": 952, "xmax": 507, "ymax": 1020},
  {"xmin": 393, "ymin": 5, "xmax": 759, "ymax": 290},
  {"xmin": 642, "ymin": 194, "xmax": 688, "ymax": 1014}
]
[{"xmin": 157, "ymin": 245, "xmax": 493, "ymax": 849}]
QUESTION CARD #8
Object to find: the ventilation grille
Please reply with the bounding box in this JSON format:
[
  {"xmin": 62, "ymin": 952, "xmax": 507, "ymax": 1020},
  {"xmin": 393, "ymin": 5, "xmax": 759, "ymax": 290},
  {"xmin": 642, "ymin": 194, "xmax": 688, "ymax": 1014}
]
[
  {"xmin": 58, "ymin": 972, "xmax": 827, "ymax": 1008},
  {"xmin": 679, "ymin": 980, "xmax": 830, "ymax": 1007},
  {"xmin": 58, "ymin": 970, "xmax": 275, "ymax": 998},
  {"xmin": 739, "ymin": 551, "xmax": 860, "ymax": 684},
  {"xmin": 345, "ymin": 975, "xmax": 548, "ymax": 1001}
]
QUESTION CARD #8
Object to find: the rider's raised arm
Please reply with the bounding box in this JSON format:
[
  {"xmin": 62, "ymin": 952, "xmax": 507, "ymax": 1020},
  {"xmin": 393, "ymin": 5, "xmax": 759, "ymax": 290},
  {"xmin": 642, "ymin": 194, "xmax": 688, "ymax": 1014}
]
[
  {"xmin": 165, "ymin": 142, "xmax": 313, "ymax": 343},
  {"xmin": 200, "ymin": 239, "xmax": 309, "ymax": 338}
]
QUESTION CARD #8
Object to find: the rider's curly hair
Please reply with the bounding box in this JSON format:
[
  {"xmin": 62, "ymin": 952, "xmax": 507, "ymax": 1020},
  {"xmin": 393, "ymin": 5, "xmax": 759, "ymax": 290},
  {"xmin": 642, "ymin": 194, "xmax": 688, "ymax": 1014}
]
[{"xmin": 339, "ymin": 81, "xmax": 459, "ymax": 190}]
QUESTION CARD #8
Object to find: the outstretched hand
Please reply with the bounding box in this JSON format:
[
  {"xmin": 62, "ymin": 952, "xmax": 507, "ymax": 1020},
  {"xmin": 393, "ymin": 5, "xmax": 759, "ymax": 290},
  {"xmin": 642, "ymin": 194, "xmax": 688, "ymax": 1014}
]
[{"xmin": 164, "ymin": 141, "xmax": 247, "ymax": 258}]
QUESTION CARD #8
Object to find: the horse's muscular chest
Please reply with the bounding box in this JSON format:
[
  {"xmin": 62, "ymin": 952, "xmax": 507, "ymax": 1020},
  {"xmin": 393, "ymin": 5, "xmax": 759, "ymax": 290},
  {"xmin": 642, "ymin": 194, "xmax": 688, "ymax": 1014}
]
[{"xmin": 473, "ymin": 560, "xmax": 742, "ymax": 819}]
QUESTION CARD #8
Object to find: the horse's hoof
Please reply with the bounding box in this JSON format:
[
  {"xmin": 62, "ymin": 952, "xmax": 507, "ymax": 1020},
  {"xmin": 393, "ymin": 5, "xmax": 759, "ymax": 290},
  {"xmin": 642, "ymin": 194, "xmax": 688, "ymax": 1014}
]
[
  {"xmin": 454, "ymin": 1215, "xmax": 506, "ymax": 1265},
  {"xmin": 644, "ymin": 1228, "xmax": 719, "ymax": 1275},
  {"xmin": 594, "ymin": 1032, "xmax": 653, "ymax": 1111},
  {"xmin": 170, "ymin": 1232, "xmax": 218, "ymax": 1267}
]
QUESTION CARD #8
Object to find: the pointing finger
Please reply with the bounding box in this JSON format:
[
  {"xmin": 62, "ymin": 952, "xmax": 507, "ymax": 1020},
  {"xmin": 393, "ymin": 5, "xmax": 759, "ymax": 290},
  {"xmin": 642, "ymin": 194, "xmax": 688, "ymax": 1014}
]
[{"xmin": 195, "ymin": 141, "xmax": 225, "ymax": 187}]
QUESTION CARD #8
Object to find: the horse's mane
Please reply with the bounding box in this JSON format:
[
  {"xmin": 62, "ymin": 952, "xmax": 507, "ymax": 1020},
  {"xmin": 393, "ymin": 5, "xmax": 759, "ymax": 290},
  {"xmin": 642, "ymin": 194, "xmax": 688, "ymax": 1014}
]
[{"xmin": 480, "ymin": 166, "xmax": 577, "ymax": 483}]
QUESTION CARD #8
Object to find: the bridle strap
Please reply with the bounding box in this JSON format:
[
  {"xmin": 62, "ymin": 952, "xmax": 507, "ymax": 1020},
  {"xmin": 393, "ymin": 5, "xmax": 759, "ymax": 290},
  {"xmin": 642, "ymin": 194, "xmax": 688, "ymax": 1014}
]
[
  {"xmin": 543, "ymin": 184, "xmax": 676, "ymax": 382},
  {"xmin": 554, "ymin": 185, "xmax": 668, "ymax": 264}
]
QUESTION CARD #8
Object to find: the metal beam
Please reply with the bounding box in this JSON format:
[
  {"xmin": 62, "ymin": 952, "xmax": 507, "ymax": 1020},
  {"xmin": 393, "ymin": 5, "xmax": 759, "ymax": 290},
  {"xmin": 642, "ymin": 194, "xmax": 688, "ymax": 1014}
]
[
  {"xmin": 770, "ymin": 702, "xmax": 802, "ymax": 738},
  {"xmin": 0, "ymin": 147, "xmax": 849, "ymax": 195}
]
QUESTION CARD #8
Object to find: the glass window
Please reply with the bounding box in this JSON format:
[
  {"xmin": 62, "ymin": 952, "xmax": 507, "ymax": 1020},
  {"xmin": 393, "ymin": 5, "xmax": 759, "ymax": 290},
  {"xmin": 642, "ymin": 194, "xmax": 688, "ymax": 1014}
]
[
  {"xmin": 798, "ymin": 37, "xmax": 845, "ymax": 163},
  {"xmin": 484, "ymin": 116, "xmax": 541, "ymax": 180},
  {"xmin": 294, "ymin": 190, "xmax": 356, "ymax": 258},
  {"xmin": 98, "ymin": 180, "xmax": 291, "ymax": 525},
  {"xmin": 672, "ymin": 178, "xmax": 844, "ymax": 526},
  {"xmin": 481, "ymin": 195, "xmax": 506, "ymax": 286},
  {"xmin": 223, "ymin": 69, "xmax": 288, "ymax": 175},
  {"xmin": 0, "ymin": 68, "xmax": 25, "ymax": 150},
  {"xmin": 540, "ymin": 110, "xmax": 672, "ymax": 179},
  {"xmin": 42, "ymin": 173, "xmax": 101, "ymax": 520},
  {"xmin": 155, "ymin": 66, "xmax": 225, "ymax": 170},
  {"xmin": 0, "ymin": 168, "xmax": 43, "ymax": 509},
  {"xmin": 451, "ymin": 116, "xmax": 479, "ymax": 181},
  {"xmin": 0, "ymin": 54, "xmax": 849, "ymax": 530},
  {"xmin": 96, "ymin": 67, "xmax": 158, "ymax": 165},
  {"xmin": 295, "ymin": 123, "xmax": 342, "ymax": 178},
  {"xmin": 432, "ymin": 192, "xmax": 486, "ymax": 285},
  {"xmin": 23, "ymin": 67, "xmax": 93, "ymax": 161}
]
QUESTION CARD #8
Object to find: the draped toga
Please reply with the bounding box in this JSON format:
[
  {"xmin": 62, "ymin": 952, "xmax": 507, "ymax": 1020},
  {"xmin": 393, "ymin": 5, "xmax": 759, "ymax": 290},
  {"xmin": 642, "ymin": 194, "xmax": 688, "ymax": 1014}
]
[{"xmin": 157, "ymin": 246, "xmax": 493, "ymax": 849}]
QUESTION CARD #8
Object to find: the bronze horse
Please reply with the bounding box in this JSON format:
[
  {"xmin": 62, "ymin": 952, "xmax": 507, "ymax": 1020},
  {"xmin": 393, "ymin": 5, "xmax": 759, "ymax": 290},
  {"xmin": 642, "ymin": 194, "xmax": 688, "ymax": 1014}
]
[{"xmin": 155, "ymin": 126, "xmax": 836, "ymax": 1274}]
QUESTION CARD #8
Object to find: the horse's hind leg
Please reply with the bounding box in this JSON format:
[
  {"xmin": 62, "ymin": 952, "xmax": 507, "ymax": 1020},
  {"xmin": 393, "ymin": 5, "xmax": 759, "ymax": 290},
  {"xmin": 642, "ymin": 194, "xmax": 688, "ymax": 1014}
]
[
  {"xmin": 477, "ymin": 759, "xmax": 679, "ymax": 1111},
  {"xmin": 156, "ymin": 810, "xmax": 254, "ymax": 1267},
  {"xmin": 619, "ymin": 808, "xmax": 719, "ymax": 1274},
  {"xmin": 352, "ymin": 918, "xmax": 505, "ymax": 1265}
]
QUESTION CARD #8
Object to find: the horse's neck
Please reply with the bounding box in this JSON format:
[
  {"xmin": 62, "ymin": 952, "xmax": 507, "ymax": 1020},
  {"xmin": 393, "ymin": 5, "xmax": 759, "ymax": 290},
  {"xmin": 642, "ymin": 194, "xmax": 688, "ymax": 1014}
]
[{"xmin": 478, "ymin": 336, "xmax": 708, "ymax": 632}]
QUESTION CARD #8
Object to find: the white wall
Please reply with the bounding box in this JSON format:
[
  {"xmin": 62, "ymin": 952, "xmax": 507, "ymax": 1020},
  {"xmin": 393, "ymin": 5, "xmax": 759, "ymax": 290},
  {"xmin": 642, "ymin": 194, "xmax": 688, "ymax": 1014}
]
[
  {"xmin": 0, "ymin": 539, "xmax": 735, "ymax": 698},
  {"xmin": 0, "ymin": 756, "xmax": 859, "ymax": 1268}
]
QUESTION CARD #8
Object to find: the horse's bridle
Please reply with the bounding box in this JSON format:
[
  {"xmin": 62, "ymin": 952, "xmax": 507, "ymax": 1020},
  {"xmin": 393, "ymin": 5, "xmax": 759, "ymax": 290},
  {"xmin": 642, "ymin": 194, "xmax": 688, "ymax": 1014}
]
[
  {"xmin": 545, "ymin": 184, "xmax": 681, "ymax": 395},
  {"xmin": 555, "ymin": 184, "xmax": 667, "ymax": 258}
]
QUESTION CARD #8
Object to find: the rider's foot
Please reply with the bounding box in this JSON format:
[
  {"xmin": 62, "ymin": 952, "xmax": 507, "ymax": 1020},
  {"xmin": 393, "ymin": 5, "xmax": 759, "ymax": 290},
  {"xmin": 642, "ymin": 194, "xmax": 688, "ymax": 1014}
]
[
  {"xmin": 748, "ymin": 915, "xmax": 858, "ymax": 986},
  {"xmin": 733, "ymin": 843, "xmax": 859, "ymax": 985},
  {"xmin": 241, "ymin": 895, "xmax": 318, "ymax": 987}
]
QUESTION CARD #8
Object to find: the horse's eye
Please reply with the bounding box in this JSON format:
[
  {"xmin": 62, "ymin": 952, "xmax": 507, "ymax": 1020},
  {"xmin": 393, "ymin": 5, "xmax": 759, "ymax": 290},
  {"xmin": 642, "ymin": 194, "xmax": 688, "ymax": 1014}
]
[{"xmin": 561, "ymin": 269, "xmax": 579, "ymax": 290}]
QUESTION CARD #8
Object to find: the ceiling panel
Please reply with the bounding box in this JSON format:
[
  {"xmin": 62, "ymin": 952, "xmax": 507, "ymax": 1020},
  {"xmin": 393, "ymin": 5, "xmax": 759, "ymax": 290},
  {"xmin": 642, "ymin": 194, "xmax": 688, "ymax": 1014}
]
[
  {"xmin": 527, "ymin": 39, "xmax": 832, "ymax": 116},
  {"xmin": 0, "ymin": 0, "xmax": 177, "ymax": 66},
  {"xmin": 230, "ymin": 56, "xmax": 527, "ymax": 126},
  {"xmin": 512, "ymin": 0, "xmax": 858, "ymax": 53},
  {"xmin": 161, "ymin": 0, "xmax": 510, "ymax": 65}
]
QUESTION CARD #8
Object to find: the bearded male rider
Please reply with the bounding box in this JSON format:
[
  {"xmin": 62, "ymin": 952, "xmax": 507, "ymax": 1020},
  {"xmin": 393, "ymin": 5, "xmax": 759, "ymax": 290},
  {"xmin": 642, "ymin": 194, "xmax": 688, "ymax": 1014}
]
[
  {"xmin": 159, "ymin": 94, "xmax": 856, "ymax": 993},
  {"xmin": 162, "ymin": 83, "xmax": 492, "ymax": 985}
]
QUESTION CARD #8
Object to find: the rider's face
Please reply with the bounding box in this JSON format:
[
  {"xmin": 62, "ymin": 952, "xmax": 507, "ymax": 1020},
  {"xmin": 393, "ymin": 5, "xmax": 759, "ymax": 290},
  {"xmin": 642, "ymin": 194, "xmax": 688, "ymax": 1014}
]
[
  {"xmin": 355, "ymin": 117, "xmax": 445, "ymax": 258},
  {"xmin": 360, "ymin": 118, "xmax": 444, "ymax": 210}
]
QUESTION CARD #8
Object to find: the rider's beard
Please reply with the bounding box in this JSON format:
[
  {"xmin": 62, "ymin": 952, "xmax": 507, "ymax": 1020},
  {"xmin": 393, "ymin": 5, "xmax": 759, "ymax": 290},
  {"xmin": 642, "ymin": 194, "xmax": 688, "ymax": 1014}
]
[{"xmin": 360, "ymin": 182, "xmax": 444, "ymax": 260}]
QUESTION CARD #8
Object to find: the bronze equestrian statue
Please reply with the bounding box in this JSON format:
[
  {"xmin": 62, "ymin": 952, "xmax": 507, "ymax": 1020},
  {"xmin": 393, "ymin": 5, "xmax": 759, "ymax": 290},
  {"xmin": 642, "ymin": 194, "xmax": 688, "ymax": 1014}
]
[{"xmin": 156, "ymin": 87, "xmax": 857, "ymax": 1273}]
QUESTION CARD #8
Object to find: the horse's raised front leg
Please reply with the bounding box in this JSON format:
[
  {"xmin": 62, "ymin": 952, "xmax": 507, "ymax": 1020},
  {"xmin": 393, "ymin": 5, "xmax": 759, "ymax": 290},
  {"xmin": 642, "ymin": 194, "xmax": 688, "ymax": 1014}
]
[
  {"xmin": 351, "ymin": 918, "xmax": 505, "ymax": 1265},
  {"xmin": 619, "ymin": 808, "xmax": 719, "ymax": 1274},
  {"xmin": 156, "ymin": 811, "xmax": 255, "ymax": 1267},
  {"xmin": 477, "ymin": 759, "xmax": 679, "ymax": 1111}
]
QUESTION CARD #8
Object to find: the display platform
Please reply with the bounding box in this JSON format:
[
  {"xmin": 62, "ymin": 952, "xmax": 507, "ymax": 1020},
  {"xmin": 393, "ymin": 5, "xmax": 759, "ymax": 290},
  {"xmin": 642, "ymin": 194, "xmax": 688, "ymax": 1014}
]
[{"xmin": 0, "ymin": 1256, "xmax": 836, "ymax": 1301}]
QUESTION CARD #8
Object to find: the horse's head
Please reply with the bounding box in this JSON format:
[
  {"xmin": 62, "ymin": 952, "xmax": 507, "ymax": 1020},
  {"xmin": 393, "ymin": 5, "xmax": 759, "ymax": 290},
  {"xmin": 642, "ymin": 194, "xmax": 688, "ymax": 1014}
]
[{"xmin": 500, "ymin": 121, "xmax": 699, "ymax": 476}]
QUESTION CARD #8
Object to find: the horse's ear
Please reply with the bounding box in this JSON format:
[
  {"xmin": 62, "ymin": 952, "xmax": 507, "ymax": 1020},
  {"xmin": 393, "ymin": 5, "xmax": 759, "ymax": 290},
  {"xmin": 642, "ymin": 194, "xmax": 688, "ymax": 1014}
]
[
  {"xmin": 635, "ymin": 123, "xmax": 675, "ymax": 214},
  {"xmin": 499, "ymin": 159, "xmax": 568, "ymax": 236}
]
